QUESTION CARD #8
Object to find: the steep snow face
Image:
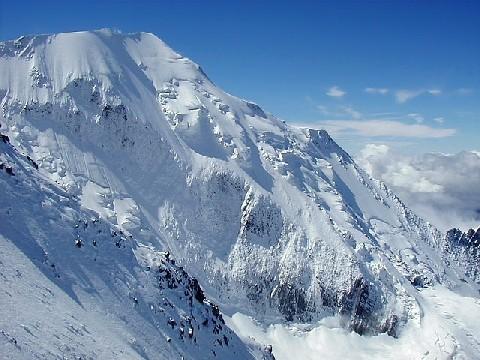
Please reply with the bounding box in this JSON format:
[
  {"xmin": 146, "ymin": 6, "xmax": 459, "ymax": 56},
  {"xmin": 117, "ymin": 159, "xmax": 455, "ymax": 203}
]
[
  {"xmin": 0, "ymin": 29, "xmax": 476, "ymax": 336},
  {"xmin": 0, "ymin": 137, "xmax": 254, "ymax": 359}
]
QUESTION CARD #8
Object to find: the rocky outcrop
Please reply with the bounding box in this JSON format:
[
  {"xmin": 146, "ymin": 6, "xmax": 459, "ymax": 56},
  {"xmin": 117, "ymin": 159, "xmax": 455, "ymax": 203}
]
[{"xmin": 442, "ymin": 227, "xmax": 480, "ymax": 282}]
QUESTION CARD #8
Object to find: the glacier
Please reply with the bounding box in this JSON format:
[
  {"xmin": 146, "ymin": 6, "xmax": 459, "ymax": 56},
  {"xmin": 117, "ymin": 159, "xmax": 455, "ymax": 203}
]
[{"xmin": 0, "ymin": 29, "xmax": 479, "ymax": 359}]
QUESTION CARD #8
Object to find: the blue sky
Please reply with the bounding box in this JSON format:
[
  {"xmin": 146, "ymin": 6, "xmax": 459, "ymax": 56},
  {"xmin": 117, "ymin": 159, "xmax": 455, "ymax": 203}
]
[{"xmin": 0, "ymin": 0, "xmax": 478, "ymax": 155}]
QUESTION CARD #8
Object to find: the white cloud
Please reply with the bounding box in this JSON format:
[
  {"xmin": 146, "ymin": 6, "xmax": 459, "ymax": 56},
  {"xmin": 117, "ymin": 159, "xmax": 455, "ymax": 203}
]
[
  {"xmin": 365, "ymin": 87, "xmax": 389, "ymax": 95},
  {"xmin": 395, "ymin": 89, "xmax": 423, "ymax": 103},
  {"xmin": 315, "ymin": 104, "xmax": 362, "ymax": 119},
  {"xmin": 358, "ymin": 144, "xmax": 389, "ymax": 174},
  {"xmin": 326, "ymin": 86, "xmax": 346, "ymax": 98},
  {"xmin": 394, "ymin": 89, "xmax": 441, "ymax": 103},
  {"xmin": 433, "ymin": 117, "xmax": 445, "ymax": 124},
  {"xmin": 428, "ymin": 89, "xmax": 442, "ymax": 96},
  {"xmin": 316, "ymin": 105, "xmax": 329, "ymax": 115},
  {"xmin": 342, "ymin": 106, "xmax": 362, "ymax": 119},
  {"xmin": 407, "ymin": 113, "xmax": 424, "ymax": 123},
  {"xmin": 357, "ymin": 145, "xmax": 480, "ymax": 231},
  {"xmin": 303, "ymin": 119, "xmax": 456, "ymax": 138}
]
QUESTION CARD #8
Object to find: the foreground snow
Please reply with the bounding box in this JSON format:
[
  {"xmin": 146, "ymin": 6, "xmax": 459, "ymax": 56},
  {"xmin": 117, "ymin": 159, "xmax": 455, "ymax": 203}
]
[
  {"xmin": 228, "ymin": 286, "xmax": 480, "ymax": 359},
  {"xmin": 0, "ymin": 140, "xmax": 253, "ymax": 359}
]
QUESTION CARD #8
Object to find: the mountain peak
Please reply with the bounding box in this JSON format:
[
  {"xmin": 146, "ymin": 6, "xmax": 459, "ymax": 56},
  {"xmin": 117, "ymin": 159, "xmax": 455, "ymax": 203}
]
[{"xmin": 0, "ymin": 28, "xmax": 206, "ymax": 106}]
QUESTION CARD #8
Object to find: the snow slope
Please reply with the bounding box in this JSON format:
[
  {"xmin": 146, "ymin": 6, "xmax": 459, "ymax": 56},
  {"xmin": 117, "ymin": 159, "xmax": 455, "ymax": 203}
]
[
  {"xmin": 228, "ymin": 286, "xmax": 480, "ymax": 360},
  {"xmin": 0, "ymin": 138, "xmax": 255, "ymax": 359},
  {"xmin": 0, "ymin": 28, "xmax": 478, "ymax": 349}
]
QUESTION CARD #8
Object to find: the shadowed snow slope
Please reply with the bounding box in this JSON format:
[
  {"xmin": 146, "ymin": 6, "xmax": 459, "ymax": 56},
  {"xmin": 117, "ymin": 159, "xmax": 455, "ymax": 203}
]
[
  {"xmin": 0, "ymin": 138, "xmax": 254, "ymax": 359},
  {"xmin": 0, "ymin": 29, "xmax": 478, "ymax": 352}
]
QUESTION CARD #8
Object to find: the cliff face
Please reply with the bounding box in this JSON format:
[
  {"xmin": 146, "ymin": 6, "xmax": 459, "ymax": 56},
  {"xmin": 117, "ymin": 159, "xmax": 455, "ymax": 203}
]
[{"xmin": 442, "ymin": 227, "xmax": 480, "ymax": 282}]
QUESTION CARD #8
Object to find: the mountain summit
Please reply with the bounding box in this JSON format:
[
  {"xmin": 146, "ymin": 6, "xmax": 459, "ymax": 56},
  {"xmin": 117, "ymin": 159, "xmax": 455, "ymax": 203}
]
[{"xmin": 0, "ymin": 30, "xmax": 478, "ymax": 357}]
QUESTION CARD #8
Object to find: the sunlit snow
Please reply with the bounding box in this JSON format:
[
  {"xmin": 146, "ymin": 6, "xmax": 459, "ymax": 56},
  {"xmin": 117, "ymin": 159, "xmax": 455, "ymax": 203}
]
[{"xmin": 229, "ymin": 286, "xmax": 480, "ymax": 359}]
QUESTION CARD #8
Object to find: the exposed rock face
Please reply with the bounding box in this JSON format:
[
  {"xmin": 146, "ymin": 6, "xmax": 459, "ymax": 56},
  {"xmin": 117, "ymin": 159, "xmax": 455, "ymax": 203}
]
[{"xmin": 442, "ymin": 227, "xmax": 480, "ymax": 283}]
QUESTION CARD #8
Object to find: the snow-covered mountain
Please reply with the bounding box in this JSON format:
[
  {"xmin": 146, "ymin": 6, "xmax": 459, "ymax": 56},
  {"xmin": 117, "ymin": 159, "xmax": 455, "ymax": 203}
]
[
  {"xmin": 0, "ymin": 134, "xmax": 260, "ymax": 359},
  {"xmin": 0, "ymin": 29, "xmax": 478, "ymax": 358}
]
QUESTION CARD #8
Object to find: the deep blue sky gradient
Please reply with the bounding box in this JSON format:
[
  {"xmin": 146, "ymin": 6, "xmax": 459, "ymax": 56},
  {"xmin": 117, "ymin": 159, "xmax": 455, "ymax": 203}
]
[{"xmin": 0, "ymin": 0, "xmax": 478, "ymax": 154}]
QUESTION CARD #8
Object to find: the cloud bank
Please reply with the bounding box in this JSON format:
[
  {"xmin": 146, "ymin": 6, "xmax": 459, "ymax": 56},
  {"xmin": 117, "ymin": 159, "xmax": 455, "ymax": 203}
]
[
  {"xmin": 303, "ymin": 120, "xmax": 456, "ymax": 138},
  {"xmin": 357, "ymin": 145, "xmax": 480, "ymax": 231}
]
